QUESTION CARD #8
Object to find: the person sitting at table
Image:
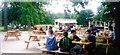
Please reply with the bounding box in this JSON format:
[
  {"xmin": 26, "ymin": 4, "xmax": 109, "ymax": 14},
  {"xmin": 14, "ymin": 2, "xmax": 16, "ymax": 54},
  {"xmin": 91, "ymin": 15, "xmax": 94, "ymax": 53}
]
[
  {"xmin": 86, "ymin": 30, "xmax": 96, "ymax": 55},
  {"xmin": 34, "ymin": 27, "xmax": 37, "ymax": 30},
  {"xmin": 59, "ymin": 31, "xmax": 73, "ymax": 52},
  {"xmin": 88, "ymin": 25, "xmax": 97, "ymax": 36},
  {"xmin": 69, "ymin": 30, "xmax": 81, "ymax": 41},
  {"xmin": 69, "ymin": 30, "xmax": 81, "ymax": 48},
  {"xmin": 46, "ymin": 29, "xmax": 58, "ymax": 50},
  {"xmin": 39, "ymin": 27, "xmax": 46, "ymax": 34},
  {"xmin": 46, "ymin": 26, "xmax": 53, "ymax": 35},
  {"xmin": 109, "ymin": 26, "xmax": 115, "ymax": 43}
]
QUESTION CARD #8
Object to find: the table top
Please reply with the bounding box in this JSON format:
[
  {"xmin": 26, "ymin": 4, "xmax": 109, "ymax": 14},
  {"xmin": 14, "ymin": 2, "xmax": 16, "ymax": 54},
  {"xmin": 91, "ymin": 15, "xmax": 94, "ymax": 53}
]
[
  {"xmin": 72, "ymin": 41, "xmax": 92, "ymax": 45},
  {"xmin": 56, "ymin": 32, "xmax": 63, "ymax": 34},
  {"xmin": 30, "ymin": 34, "xmax": 46, "ymax": 37},
  {"xmin": 96, "ymin": 36, "xmax": 110, "ymax": 39},
  {"xmin": 7, "ymin": 30, "xmax": 16, "ymax": 33}
]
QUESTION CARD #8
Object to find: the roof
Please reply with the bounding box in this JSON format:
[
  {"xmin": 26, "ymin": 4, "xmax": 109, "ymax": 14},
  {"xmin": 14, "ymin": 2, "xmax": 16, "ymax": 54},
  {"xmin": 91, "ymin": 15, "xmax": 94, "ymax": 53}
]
[{"xmin": 55, "ymin": 19, "xmax": 77, "ymax": 23}]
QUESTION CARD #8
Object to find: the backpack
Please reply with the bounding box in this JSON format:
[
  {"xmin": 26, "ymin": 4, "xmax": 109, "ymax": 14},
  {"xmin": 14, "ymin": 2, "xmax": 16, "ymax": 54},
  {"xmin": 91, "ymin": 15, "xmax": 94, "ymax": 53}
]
[{"xmin": 59, "ymin": 37, "xmax": 72, "ymax": 52}]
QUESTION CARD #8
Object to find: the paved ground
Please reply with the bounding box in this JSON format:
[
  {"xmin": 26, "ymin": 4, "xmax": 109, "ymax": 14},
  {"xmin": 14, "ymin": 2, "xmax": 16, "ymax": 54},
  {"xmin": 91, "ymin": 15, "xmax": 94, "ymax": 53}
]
[{"xmin": 0, "ymin": 31, "xmax": 42, "ymax": 53}]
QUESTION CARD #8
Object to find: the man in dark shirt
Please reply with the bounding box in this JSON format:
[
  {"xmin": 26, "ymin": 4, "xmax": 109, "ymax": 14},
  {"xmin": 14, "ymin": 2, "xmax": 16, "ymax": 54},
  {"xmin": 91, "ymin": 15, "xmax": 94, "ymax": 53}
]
[
  {"xmin": 88, "ymin": 25, "xmax": 97, "ymax": 36},
  {"xmin": 86, "ymin": 30, "xmax": 96, "ymax": 55},
  {"xmin": 69, "ymin": 30, "xmax": 81, "ymax": 47},
  {"xmin": 70, "ymin": 30, "xmax": 81, "ymax": 41}
]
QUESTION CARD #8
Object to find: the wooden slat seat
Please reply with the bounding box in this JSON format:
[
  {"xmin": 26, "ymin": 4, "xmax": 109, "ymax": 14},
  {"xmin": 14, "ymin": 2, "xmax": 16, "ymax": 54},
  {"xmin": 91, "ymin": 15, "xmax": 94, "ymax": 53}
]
[
  {"xmin": 40, "ymin": 48, "xmax": 70, "ymax": 54},
  {"xmin": 96, "ymin": 42, "xmax": 111, "ymax": 54},
  {"xmin": 25, "ymin": 40, "xmax": 40, "ymax": 43},
  {"xmin": 25, "ymin": 40, "xmax": 40, "ymax": 49},
  {"xmin": 96, "ymin": 42, "xmax": 111, "ymax": 46}
]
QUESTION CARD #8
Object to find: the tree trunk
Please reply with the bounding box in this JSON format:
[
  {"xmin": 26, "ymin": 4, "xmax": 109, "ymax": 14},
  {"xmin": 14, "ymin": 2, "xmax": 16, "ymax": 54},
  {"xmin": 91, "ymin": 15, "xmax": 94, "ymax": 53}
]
[
  {"xmin": 3, "ymin": 2, "xmax": 8, "ymax": 31},
  {"xmin": 114, "ymin": 2, "xmax": 120, "ymax": 49}
]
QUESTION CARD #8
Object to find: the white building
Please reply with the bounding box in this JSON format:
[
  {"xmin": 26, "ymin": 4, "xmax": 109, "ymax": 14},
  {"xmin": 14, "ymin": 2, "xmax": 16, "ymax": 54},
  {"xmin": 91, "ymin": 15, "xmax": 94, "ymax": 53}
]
[{"xmin": 54, "ymin": 18, "xmax": 77, "ymax": 30}]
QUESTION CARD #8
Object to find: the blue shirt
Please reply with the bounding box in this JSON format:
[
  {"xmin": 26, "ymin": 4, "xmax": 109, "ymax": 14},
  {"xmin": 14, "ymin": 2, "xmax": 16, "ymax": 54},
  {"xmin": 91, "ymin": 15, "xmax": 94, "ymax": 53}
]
[{"xmin": 46, "ymin": 35, "xmax": 56, "ymax": 50}]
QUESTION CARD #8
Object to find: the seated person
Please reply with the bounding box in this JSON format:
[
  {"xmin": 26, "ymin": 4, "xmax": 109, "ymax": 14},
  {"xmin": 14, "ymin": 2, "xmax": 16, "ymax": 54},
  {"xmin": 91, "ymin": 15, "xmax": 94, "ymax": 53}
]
[
  {"xmin": 69, "ymin": 30, "xmax": 81, "ymax": 41},
  {"xmin": 59, "ymin": 31, "xmax": 73, "ymax": 52},
  {"xmin": 46, "ymin": 29, "xmax": 57, "ymax": 50},
  {"xmin": 109, "ymin": 26, "xmax": 115, "ymax": 43},
  {"xmin": 86, "ymin": 30, "xmax": 96, "ymax": 55},
  {"xmin": 88, "ymin": 25, "xmax": 97, "ymax": 36},
  {"xmin": 69, "ymin": 30, "xmax": 81, "ymax": 47},
  {"xmin": 34, "ymin": 27, "xmax": 37, "ymax": 30},
  {"xmin": 39, "ymin": 27, "xmax": 46, "ymax": 34}
]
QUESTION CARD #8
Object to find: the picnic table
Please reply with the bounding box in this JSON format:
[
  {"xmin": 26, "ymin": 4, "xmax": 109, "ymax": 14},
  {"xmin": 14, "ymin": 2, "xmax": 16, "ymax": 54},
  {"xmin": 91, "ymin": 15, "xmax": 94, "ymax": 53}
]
[
  {"xmin": 96, "ymin": 36, "xmax": 111, "ymax": 54},
  {"xmin": 4, "ymin": 30, "xmax": 20, "ymax": 41},
  {"xmin": 39, "ymin": 48, "xmax": 70, "ymax": 55},
  {"xmin": 72, "ymin": 41, "xmax": 92, "ymax": 55},
  {"xmin": 25, "ymin": 34, "xmax": 46, "ymax": 49},
  {"xmin": 32, "ymin": 30, "xmax": 43, "ymax": 35},
  {"xmin": 72, "ymin": 41, "xmax": 92, "ymax": 48},
  {"xmin": 56, "ymin": 31, "xmax": 63, "ymax": 37}
]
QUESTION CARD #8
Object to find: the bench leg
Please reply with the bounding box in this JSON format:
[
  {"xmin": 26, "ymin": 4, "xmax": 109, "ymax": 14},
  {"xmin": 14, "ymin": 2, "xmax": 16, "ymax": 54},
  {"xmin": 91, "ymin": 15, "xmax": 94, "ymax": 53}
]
[
  {"xmin": 26, "ymin": 42, "xmax": 30, "ymax": 49},
  {"xmin": 38, "ymin": 42, "xmax": 40, "ymax": 46},
  {"xmin": 29, "ymin": 36, "xmax": 32, "ymax": 40},
  {"xmin": 106, "ymin": 45, "xmax": 109, "ymax": 54},
  {"xmin": 4, "ymin": 36, "xmax": 8, "ymax": 41},
  {"xmin": 16, "ymin": 36, "xmax": 20, "ymax": 40}
]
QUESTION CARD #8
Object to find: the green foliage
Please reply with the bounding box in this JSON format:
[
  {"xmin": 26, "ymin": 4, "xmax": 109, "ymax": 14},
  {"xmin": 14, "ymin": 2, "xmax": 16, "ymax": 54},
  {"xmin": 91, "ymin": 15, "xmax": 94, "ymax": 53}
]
[
  {"xmin": 7, "ymin": 2, "xmax": 46, "ymax": 26},
  {"xmin": 76, "ymin": 9, "xmax": 94, "ymax": 26},
  {"xmin": 94, "ymin": 2, "xmax": 114, "ymax": 22},
  {"xmin": 7, "ymin": 2, "xmax": 21, "ymax": 23}
]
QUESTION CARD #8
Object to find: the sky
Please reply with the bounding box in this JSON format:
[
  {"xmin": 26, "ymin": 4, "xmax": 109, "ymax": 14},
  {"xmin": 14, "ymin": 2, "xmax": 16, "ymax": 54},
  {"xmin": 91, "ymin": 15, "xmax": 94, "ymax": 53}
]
[
  {"xmin": 44, "ymin": 0, "xmax": 102, "ymax": 15},
  {"xmin": 0, "ymin": 0, "xmax": 101, "ymax": 15}
]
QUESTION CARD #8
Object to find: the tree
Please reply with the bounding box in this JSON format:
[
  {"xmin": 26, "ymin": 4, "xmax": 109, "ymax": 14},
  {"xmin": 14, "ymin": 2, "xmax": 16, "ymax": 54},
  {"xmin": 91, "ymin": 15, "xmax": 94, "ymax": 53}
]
[
  {"xmin": 7, "ymin": 2, "xmax": 46, "ymax": 30},
  {"xmin": 96, "ymin": 2, "xmax": 120, "ymax": 49},
  {"xmin": 94, "ymin": 2, "xmax": 113, "ymax": 22},
  {"xmin": 65, "ymin": 2, "xmax": 93, "ymax": 26},
  {"xmin": 3, "ymin": 2, "xmax": 8, "ymax": 30},
  {"xmin": 108, "ymin": 2, "xmax": 120, "ymax": 49},
  {"xmin": 75, "ymin": 9, "xmax": 94, "ymax": 26}
]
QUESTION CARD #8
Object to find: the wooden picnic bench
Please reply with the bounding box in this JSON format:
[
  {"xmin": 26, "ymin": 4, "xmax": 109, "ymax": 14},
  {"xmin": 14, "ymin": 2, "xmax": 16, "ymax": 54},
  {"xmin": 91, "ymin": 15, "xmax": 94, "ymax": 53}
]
[
  {"xmin": 72, "ymin": 41, "xmax": 92, "ymax": 55},
  {"xmin": 25, "ymin": 34, "xmax": 46, "ymax": 49},
  {"xmin": 72, "ymin": 41, "xmax": 92, "ymax": 48},
  {"xmin": 39, "ymin": 48, "xmax": 70, "ymax": 55},
  {"xmin": 4, "ymin": 30, "xmax": 21, "ymax": 41},
  {"xmin": 96, "ymin": 36, "xmax": 111, "ymax": 54}
]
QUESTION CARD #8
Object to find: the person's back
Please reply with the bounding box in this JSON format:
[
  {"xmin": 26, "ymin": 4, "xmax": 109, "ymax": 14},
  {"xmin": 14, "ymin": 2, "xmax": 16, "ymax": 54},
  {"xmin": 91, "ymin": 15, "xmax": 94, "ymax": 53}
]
[
  {"xmin": 46, "ymin": 30, "xmax": 57, "ymax": 50},
  {"xmin": 59, "ymin": 31, "xmax": 72, "ymax": 52},
  {"xmin": 109, "ymin": 26, "xmax": 115, "ymax": 43},
  {"xmin": 46, "ymin": 36, "xmax": 56, "ymax": 50}
]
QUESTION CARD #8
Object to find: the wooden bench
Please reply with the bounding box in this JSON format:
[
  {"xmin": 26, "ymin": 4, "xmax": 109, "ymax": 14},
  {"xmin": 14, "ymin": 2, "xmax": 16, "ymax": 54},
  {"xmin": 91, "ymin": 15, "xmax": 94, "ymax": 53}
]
[
  {"xmin": 25, "ymin": 34, "xmax": 46, "ymax": 49},
  {"xmin": 39, "ymin": 48, "xmax": 70, "ymax": 55},
  {"xmin": 25, "ymin": 40, "xmax": 40, "ymax": 49},
  {"xmin": 96, "ymin": 42, "xmax": 111, "ymax": 54},
  {"xmin": 4, "ymin": 30, "xmax": 20, "ymax": 41}
]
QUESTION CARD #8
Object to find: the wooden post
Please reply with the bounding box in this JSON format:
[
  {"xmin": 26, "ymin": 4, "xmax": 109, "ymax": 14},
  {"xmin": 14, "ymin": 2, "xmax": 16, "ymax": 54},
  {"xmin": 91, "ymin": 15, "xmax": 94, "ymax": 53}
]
[
  {"xmin": 89, "ymin": 21, "xmax": 90, "ymax": 28},
  {"xmin": 104, "ymin": 22, "xmax": 105, "ymax": 31}
]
